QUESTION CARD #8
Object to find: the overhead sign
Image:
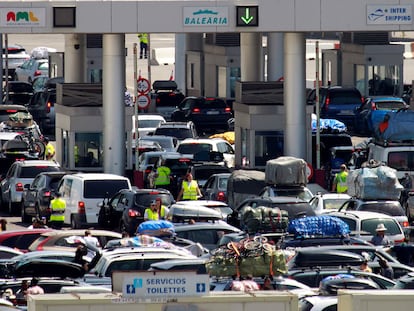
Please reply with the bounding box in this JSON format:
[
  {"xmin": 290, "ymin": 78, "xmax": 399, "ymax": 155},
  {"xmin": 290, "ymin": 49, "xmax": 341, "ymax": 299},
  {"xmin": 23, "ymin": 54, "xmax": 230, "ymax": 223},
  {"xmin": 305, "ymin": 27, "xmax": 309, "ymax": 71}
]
[
  {"xmin": 183, "ymin": 7, "xmax": 229, "ymax": 26},
  {"xmin": 136, "ymin": 94, "xmax": 150, "ymax": 109},
  {"xmin": 236, "ymin": 6, "xmax": 259, "ymax": 27},
  {"xmin": 137, "ymin": 77, "xmax": 150, "ymax": 94},
  {"xmin": 0, "ymin": 8, "xmax": 46, "ymax": 27},
  {"xmin": 114, "ymin": 271, "xmax": 209, "ymax": 299},
  {"xmin": 367, "ymin": 5, "xmax": 412, "ymax": 25}
]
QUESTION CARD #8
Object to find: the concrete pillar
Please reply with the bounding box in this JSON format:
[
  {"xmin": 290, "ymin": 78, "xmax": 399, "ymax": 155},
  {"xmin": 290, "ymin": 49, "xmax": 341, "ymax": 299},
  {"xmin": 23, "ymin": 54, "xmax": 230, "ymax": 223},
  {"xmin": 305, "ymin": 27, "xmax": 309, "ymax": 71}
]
[
  {"xmin": 240, "ymin": 33, "xmax": 262, "ymax": 81},
  {"xmin": 64, "ymin": 34, "xmax": 86, "ymax": 83},
  {"xmin": 175, "ymin": 34, "xmax": 186, "ymax": 92},
  {"xmin": 103, "ymin": 34, "xmax": 125, "ymax": 176},
  {"xmin": 284, "ymin": 33, "xmax": 306, "ymax": 159},
  {"xmin": 267, "ymin": 33, "xmax": 284, "ymax": 81}
]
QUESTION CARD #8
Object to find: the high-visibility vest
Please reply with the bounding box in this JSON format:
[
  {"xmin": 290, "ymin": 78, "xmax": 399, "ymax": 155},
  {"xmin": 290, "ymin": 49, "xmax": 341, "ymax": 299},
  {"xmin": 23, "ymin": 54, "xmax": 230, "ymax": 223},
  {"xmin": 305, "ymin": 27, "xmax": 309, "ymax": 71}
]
[
  {"xmin": 336, "ymin": 171, "xmax": 348, "ymax": 193},
  {"xmin": 182, "ymin": 180, "xmax": 198, "ymax": 200},
  {"xmin": 145, "ymin": 208, "xmax": 159, "ymax": 221},
  {"xmin": 154, "ymin": 166, "xmax": 171, "ymax": 186},
  {"xmin": 138, "ymin": 33, "xmax": 148, "ymax": 44},
  {"xmin": 50, "ymin": 197, "xmax": 66, "ymax": 222},
  {"xmin": 46, "ymin": 143, "xmax": 55, "ymax": 159}
]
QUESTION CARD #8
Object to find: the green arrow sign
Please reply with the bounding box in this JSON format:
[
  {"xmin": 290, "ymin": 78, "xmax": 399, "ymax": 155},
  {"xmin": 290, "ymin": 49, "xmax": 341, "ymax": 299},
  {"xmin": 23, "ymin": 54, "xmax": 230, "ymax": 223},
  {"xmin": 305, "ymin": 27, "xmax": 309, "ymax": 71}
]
[
  {"xmin": 236, "ymin": 6, "xmax": 258, "ymax": 27},
  {"xmin": 241, "ymin": 8, "xmax": 254, "ymax": 24}
]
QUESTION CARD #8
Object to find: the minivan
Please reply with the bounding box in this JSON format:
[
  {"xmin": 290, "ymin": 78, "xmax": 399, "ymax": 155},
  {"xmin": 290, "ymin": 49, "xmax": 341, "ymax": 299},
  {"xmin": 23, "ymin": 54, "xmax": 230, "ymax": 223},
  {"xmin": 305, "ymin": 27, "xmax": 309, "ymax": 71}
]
[{"xmin": 56, "ymin": 173, "xmax": 132, "ymax": 229}]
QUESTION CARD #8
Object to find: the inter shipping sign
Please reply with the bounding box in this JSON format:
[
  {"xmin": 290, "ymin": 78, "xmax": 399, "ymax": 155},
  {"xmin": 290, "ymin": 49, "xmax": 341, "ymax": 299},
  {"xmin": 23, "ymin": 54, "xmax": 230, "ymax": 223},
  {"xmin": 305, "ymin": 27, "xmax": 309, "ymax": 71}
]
[{"xmin": 367, "ymin": 5, "xmax": 412, "ymax": 25}]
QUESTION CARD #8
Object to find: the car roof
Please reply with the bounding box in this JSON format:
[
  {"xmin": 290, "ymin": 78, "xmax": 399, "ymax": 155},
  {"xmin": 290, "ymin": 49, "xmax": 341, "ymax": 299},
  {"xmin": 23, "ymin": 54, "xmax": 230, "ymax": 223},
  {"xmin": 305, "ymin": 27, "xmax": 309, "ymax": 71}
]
[
  {"xmin": 173, "ymin": 221, "xmax": 241, "ymax": 232},
  {"xmin": 14, "ymin": 160, "xmax": 60, "ymax": 167},
  {"xmin": 179, "ymin": 138, "xmax": 227, "ymax": 144},
  {"xmin": 137, "ymin": 114, "xmax": 166, "ymax": 120},
  {"xmin": 313, "ymin": 193, "xmax": 351, "ymax": 200},
  {"xmin": 69, "ymin": 173, "xmax": 130, "ymax": 180},
  {"xmin": 328, "ymin": 210, "xmax": 399, "ymax": 219},
  {"xmin": 35, "ymin": 229, "xmax": 122, "ymax": 238}
]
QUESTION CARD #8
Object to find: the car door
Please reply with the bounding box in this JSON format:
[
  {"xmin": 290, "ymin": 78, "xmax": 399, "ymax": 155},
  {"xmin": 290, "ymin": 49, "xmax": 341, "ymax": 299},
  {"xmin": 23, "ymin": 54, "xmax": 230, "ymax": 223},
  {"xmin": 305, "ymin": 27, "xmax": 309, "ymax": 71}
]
[
  {"xmin": 24, "ymin": 175, "xmax": 43, "ymax": 214},
  {"xmin": 202, "ymin": 176, "xmax": 215, "ymax": 200},
  {"xmin": 173, "ymin": 98, "xmax": 193, "ymax": 121},
  {"xmin": 1, "ymin": 163, "xmax": 17, "ymax": 204}
]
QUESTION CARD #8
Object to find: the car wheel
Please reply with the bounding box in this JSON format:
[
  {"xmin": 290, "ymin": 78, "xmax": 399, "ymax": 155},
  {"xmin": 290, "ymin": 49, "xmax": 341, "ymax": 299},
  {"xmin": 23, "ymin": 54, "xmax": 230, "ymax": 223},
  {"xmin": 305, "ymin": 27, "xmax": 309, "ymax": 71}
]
[
  {"xmin": 21, "ymin": 201, "xmax": 32, "ymax": 223},
  {"xmin": 71, "ymin": 216, "xmax": 80, "ymax": 229}
]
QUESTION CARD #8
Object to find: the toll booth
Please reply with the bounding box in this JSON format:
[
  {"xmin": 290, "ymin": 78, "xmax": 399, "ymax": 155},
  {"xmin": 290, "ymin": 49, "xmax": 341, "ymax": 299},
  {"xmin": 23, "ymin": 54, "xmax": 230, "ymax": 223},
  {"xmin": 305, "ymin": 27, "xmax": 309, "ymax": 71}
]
[
  {"xmin": 322, "ymin": 43, "xmax": 404, "ymax": 97},
  {"xmin": 54, "ymin": 83, "xmax": 134, "ymax": 172},
  {"xmin": 233, "ymin": 81, "xmax": 314, "ymax": 168}
]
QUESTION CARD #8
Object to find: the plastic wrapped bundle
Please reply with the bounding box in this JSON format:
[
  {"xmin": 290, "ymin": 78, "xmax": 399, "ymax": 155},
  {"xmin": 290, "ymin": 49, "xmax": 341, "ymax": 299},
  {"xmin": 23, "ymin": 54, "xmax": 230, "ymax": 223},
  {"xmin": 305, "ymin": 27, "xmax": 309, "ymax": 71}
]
[
  {"xmin": 288, "ymin": 215, "xmax": 350, "ymax": 237},
  {"xmin": 265, "ymin": 156, "xmax": 307, "ymax": 186},
  {"xmin": 137, "ymin": 220, "xmax": 175, "ymax": 237}
]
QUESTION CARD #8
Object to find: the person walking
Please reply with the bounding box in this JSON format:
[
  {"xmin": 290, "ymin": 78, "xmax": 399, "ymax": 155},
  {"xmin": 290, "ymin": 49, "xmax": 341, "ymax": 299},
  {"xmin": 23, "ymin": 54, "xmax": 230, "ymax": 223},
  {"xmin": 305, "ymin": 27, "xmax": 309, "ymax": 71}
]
[
  {"xmin": 176, "ymin": 173, "xmax": 202, "ymax": 201},
  {"xmin": 154, "ymin": 160, "xmax": 172, "ymax": 191},
  {"xmin": 370, "ymin": 223, "xmax": 391, "ymax": 246},
  {"xmin": 138, "ymin": 33, "xmax": 148, "ymax": 59},
  {"xmin": 49, "ymin": 192, "xmax": 65, "ymax": 229},
  {"xmin": 44, "ymin": 137, "xmax": 55, "ymax": 161},
  {"xmin": 332, "ymin": 164, "xmax": 348, "ymax": 193}
]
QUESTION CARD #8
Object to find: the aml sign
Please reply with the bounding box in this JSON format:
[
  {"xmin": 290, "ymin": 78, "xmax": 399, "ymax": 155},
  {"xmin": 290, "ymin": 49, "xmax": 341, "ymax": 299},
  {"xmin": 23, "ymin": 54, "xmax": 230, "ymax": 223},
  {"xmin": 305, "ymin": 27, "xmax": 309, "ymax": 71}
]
[
  {"xmin": 183, "ymin": 7, "xmax": 228, "ymax": 26},
  {"xmin": 0, "ymin": 8, "xmax": 46, "ymax": 27}
]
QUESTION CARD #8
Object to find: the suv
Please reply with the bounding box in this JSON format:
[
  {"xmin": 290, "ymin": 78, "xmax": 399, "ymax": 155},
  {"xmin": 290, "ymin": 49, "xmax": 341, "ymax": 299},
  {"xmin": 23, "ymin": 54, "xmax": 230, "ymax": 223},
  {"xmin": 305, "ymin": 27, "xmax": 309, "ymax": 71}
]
[
  {"xmin": 21, "ymin": 171, "xmax": 72, "ymax": 223},
  {"xmin": 171, "ymin": 96, "xmax": 233, "ymax": 133},
  {"xmin": 150, "ymin": 80, "xmax": 185, "ymax": 120},
  {"xmin": 308, "ymin": 86, "xmax": 364, "ymax": 131},
  {"xmin": 56, "ymin": 173, "xmax": 132, "ymax": 229},
  {"xmin": 176, "ymin": 138, "xmax": 235, "ymax": 168},
  {"xmin": 2, "ymin": 44, "xmax": 30, "ymax": 80},
  {"xmin": 153, "ymin": 121, "xmax": 198, "ymax": 142},
  {"xmin": 98, "ymin": 188, "xmax": 175, "ymax": 236},
  {"xmin": 0, "ymin": 160, "xmax": 62, "ymax": 215}
]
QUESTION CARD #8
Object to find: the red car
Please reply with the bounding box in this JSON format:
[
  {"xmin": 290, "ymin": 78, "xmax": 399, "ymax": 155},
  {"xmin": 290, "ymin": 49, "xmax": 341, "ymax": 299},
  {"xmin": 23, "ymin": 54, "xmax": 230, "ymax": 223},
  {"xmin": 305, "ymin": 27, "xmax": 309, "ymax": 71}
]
[{"xmin": 0, "ymin": 229, "xmax": 53, "ymax": 252}]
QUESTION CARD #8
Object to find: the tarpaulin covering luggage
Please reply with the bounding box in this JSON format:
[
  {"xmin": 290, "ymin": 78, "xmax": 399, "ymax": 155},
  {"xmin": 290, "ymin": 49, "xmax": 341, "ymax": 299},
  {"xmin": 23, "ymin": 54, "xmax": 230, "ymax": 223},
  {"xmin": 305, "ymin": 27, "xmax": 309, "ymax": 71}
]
[
  {"xmin": 311, "ymin": 114, "xmax": 347, "ymax": 133},
  {"xmin": 206, "ymin": 237, "xmax": 287, "ymax": 277},
  {"xmin": 137, "ymin": 220, "xmax": 175, "ymax": 237},
  {"xmin": 226, "ymin": 170, "xmax": 266, "ymax": 209},
  {"xmin": 288, "ymin": 215, "xmax": 350, "ymax": 237},
  {"xmin": 265, "ymin": 156, "xmax": 307, "ymax": 185},
  {"xmin": 347, "ymin": 165, "xmax": 403, "ymax": 200},
  {"xmin": 374, "ymin": 110, "xmax": 414, "ymax": 141},
  {"xmin": 240, "ymin": 205, "xmax": 289, "ymax": 234}
]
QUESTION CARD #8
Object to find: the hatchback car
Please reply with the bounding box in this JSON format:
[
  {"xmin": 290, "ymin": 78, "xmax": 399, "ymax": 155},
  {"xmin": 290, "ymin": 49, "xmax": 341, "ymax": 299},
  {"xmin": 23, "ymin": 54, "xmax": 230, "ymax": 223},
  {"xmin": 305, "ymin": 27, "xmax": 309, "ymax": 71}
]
[
  {"xmin": 14, "ymin": 58, "xmax": 48, "ymax": 83},
  {"xmin": 177, "ymin": 138, "xmax": 235, "ymax": 168},
  {"xmin": 335, "ymin": 198, "xmax": 410, "ymax": 229},
  {"xmin": 202, "ymin": 173, "xmax": 231, "ymax": 202},
  {"xmin": 0, "ymin": 160, "xmax": 62, "ymax": 215},
  {"xmin": 21, "ymin": 171, "xmax": 73, "ymax": 223},
  {"xmin": 171, "ymin": 96, "xmax": 233, "ymax": 133},
  {"xmin": 355, "ymin": 96, "xmax": 409, "ymax": 135},
  {"xmin": 309, "ymin": 86, "xmax": 364, "ymax": 131},
  {"xmin": 326, "ymin": 210, "xmax": 406, "ymax": 245},
  {"xmin": 97, "ymin": 188, "xmax": 175, "ymax": 236}
]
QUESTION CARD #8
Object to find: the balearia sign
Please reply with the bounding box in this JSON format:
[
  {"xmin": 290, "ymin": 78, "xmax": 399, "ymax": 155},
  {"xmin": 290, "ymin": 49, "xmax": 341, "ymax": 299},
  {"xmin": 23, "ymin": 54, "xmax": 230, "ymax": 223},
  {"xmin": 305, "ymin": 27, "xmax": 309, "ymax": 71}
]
[
  {"xmin": 0, "ymin": 8, "xmax": 46, "ymax": 27},
  {"xmin": 183, "ymin": 7, "xmax": 228, "ymax": 26}
]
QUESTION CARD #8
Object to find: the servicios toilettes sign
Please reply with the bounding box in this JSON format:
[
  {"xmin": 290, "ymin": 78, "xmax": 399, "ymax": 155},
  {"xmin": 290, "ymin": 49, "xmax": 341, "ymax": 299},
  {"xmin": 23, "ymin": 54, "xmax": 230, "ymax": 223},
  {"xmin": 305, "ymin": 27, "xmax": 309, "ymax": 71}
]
[{"xmin": 183, "ymin": 7, "xmax": 228, "ymax": 26}]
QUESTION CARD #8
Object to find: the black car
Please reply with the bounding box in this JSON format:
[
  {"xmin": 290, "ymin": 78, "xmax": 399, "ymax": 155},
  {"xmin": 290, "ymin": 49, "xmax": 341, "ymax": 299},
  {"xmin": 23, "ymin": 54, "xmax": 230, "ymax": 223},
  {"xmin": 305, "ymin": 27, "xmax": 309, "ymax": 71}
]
[
  {"xmin": 227, "ymin": 196, "xmax": 316, "ymax": 229},
  {"xmin": 98, "ymin": 188, "xmax": 175, "ymax": 236},
  {"xmin": 21, "ymin": 171, "xmax": 72, "ymax": 223},
  {"xmin": 171, "ymin": 96, "xmax": 233, "ymax": 133}
]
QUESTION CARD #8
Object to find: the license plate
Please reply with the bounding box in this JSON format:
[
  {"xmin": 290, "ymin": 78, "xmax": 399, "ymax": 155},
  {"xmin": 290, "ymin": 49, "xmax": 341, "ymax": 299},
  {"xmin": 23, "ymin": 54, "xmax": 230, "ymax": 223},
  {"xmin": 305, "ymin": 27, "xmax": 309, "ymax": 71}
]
[
  {"xmin": 339, "ymin": 110, "xmax": 353, "ymax": 115},
  {"xmin": 207, "ymin": 110, "xmax": 219, "ymax": 115}
]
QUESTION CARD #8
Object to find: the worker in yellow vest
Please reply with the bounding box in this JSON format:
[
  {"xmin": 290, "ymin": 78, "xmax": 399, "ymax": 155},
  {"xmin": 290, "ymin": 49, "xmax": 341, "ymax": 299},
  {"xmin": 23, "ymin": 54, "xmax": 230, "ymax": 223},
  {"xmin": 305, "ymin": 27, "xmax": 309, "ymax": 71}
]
[
  {"xmin": 138, "ymin": 33, "xmax": 148, "ymax": 59},
  {"xmin": 154, "ymin": 161, "xmax": 172, "ymax": 191},
  {"xmin": 332, "ymin": 164, "xmax": 349, "ymax": 193},
  {"xmin": 176, "ymin": 173, "xmax": 202, "ymax": 201},
  {"xmin": 144, "ymin": 200, "xmax": 159, "ymax": 221},
  {"xmin": 49, "ymin": 192, "xmax": 66, "ymax": 229}
]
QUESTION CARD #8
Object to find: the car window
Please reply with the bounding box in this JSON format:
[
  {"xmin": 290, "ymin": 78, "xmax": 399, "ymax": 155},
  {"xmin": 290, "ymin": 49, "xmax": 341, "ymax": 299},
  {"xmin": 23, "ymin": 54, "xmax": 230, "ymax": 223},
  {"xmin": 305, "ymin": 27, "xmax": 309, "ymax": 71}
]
[
  {"xmin": 177, "ymin": 143, "xmax": 212, "ymax": 154},
  {"xmin": 359, "ymin": 203, "xmax": 405, "ymax": 216},
  {"xmin": 155, "ymin": 128, "xmax": 193, "ymax": 139},
  {"xmin": 218, "ymin": 177, "xmax": 228, "ymax": 190},
  {"xmin": 19, "ymin": 166, "xmax": 61, "ymax": 178},
  {"xmin": 134, "ymin": 193, "xmax": 172, "ymax": 207},
  {"xmin": 361, "ymin": 219, "xmax": 402, "ymax": 235},
  {"xmin": 336, "ymin": 217, "xmax": 357, "ymax": 231},
  {"xmin": 83, "ymin": 180, "xmax": 130, "ymax": 198},
  {"xmin": 139, "ymin": 120, "xmax": 163, "ymax": 128},
  {"xmin": 329, "ymin": 90, "xmax": 362, "ymax": 104},
  {"xmin": 376, "ymin": 101, "xmax": 406, "ymax": 110},
  {"xmin": 197, "ymin": 98, "xmax": 226, "ymax": 109}
]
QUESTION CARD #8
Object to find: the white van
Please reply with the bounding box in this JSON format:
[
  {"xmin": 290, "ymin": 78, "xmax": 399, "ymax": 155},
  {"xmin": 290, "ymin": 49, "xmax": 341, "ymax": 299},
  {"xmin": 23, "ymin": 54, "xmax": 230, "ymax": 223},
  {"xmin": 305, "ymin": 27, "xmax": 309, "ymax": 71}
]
[{"xmin": 57, "ymin": 173, "xmax": 132, "ymax": 229}]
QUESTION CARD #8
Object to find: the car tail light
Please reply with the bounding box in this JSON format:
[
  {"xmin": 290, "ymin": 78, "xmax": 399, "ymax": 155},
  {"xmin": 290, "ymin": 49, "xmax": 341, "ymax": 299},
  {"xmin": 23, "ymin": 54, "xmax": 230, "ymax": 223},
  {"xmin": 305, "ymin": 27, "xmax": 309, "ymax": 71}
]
[
  {"xmin": 46, "ymin": 101, "xmax": 52, "ymax": 113},
  {"xmin": 78, "ymin": 201, "xmax": 85, "ymax": 214},
  {"xmin": 225, "ymin": 107, "xmax": 231, "ymax": 113},
  {"xmin": 43, "ymin": 191, "xmax": 51, "ymax": 197},
  {"xmin": 156, "ymin": 98, "xmax": 161, "ymax": 104},
  {"xmin": 34, "ymin": 70, "xmax": 42, "ymax": 77},
  {"xmin": 168, "ymin": 93, "xmax": 176, "ymax": 97},
  {"xmin": 361, "ymin": 96, "xmax": 365, "ymax": 103},
  {"xmin": 371, "ymin": 101, "xmax": 376, "ymax": 110},
  {"xmin": 192, "ymin": 108, "xmax": 201, "ymax": 113},
  {"xmin": 6, "ymin": 110, "xmax": 17, "ymax": 113},
  {"xmin": 324, "ymin": 96, "xmax": 330, "ymax": 109},
  {"xmin": 395, "ymin": 238, "xmax": 406, "ymax": 244},
  {"xmin": 128, "ymin": 209, "xmax": 141, "ymax": 217},
  {"xmin": 216, "ymin": 191, "xmax": 226, "ymax": 202},
  {"xmin": 401, "ymin": 221, "xmax": 409, "ymax": 228},
  {"xmin": 144, "ymin": 168, "xmax": 152, "ymax": 174},
  {"xmin": 15, "ymin": 183, "xmax": 24, "ymax": 192}
]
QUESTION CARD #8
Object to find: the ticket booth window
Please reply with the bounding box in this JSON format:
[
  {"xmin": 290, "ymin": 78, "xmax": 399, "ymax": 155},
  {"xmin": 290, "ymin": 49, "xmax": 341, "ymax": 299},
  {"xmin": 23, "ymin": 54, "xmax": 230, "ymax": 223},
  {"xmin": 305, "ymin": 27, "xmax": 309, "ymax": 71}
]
[
  {"xmin": 255, "ymin": 131, "xmax": 284, "ymax": 166},
  {"xmin": 74, "ymin": 133, "xmax": 102, "ymax": 167}
]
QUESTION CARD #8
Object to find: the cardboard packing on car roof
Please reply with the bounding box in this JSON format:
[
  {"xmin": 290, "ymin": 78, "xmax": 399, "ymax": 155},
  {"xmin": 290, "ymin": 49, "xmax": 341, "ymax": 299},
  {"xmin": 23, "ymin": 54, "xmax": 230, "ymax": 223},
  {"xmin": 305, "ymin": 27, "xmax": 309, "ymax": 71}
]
[{"xmin": 265, "ymin": 156, "xmax": 307, "ymax": 186}]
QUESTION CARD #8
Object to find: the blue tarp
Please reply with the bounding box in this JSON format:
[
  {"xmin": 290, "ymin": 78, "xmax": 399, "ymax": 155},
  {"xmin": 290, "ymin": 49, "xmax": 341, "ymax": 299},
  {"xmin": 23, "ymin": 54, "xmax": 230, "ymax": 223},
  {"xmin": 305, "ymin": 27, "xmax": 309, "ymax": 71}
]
[
  {"xmin": 374, "ymin": 110, "xmax": 414, "ymax": 141},
  {"xmin": 311, "ymin": 114, "xmax": 347, "ymax": 133},
  {"xmin": 288, "ymin": 215, "xmax": 350, "ymax": 237}
]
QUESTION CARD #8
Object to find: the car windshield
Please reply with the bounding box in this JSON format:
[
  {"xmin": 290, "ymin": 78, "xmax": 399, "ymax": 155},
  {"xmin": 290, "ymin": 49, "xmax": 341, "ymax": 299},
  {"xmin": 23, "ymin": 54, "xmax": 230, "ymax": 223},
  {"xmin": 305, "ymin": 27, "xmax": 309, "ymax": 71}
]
[
  {"xmin": 359, "ymin": 203, "xmax": 405, "ymax": 216},
  {"xmin": 273, "ymin": 188, "xmax": 313, "ymax": 202},
  {"xmin": 361, "ymin": 219, "xmax": 401, "ymax": 235},
  {"xmin": 375, "ymin": 101, "xmax": 406, "ymax": 110},
  {"xmin": 323, "ymin": 198, "xmax": 350, "ymax": 210},
  {"xmin": 83, "ymin": 180, "xmax": 130, "ymax": 198},
  {"xmin": 134, "ymin": 193, "xmax": 173, "ymax": 207},
  {"xmin": 329, "ymin": 90, "xmax": 361, "ymax": 104},
  {"xmin": 155, "ymin": 128, "xmax": 192, "ymax": 139},
  {"xmin": 20, "ymin": 166, "xmax": 61, "ymax": 178},
  {"xmin": 178, "ymin": 143, "xmax": 212, "ymax": 154}
]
